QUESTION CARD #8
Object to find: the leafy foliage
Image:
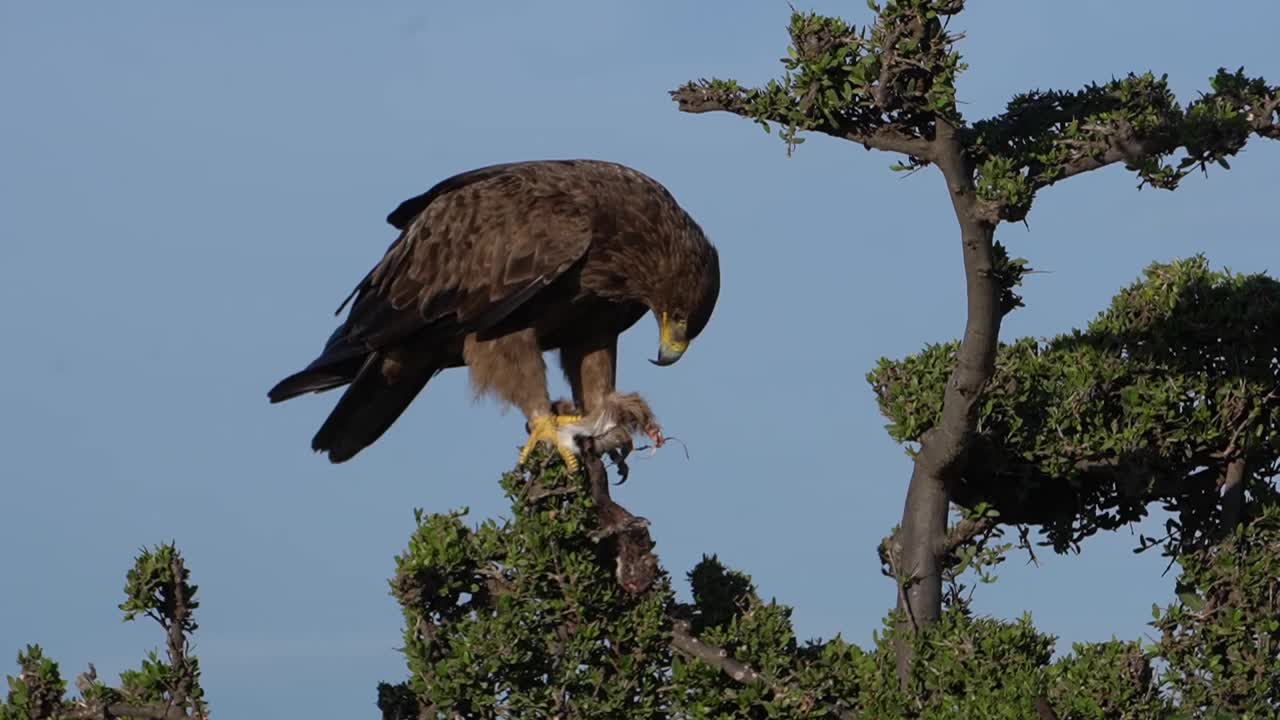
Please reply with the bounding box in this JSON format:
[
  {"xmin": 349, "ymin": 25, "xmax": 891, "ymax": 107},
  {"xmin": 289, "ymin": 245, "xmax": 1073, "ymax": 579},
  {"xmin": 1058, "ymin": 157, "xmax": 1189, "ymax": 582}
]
[
  {"xmin": 387, "ymin": 452, "xmax": 674, "ymax": 719},
  {"xmin": 382, "ymin": 474, "xmax": 1182, "ymax": 719},
  {"xmin": 1045, "ymin": 640, "xmax": 1168, "ymax": 719},
  {"xmin": 1, "ymin": 646, "xmax": 64, "ymax": 720},
  {"xmin": 670, "ymin": 1, "xmax": 1279, "ymax": 713},
  {"xmin": 1, "ymin": 544, "xmax": 206, "ymax": 719},
  {"xmin": 869, "ymin": 256, "xmax": 1280, "ymax": 552},
  {"xmin": 120, "ymin": 543, "xmax": 198, "ymax": 628},
  {"xmin": 673, "ymin": 3, "xmax": 1278, "ymax": 223},
  {"xmin": 970, "ymin": 68, "xmax": 1280, "ymax": 220},
  {"xmin": 366, "ymin": 163, "xmax": 1275, "ymax": 718},
  {"xmin": 1155, "ymin": 505, "xmax": 1280, "ymax": 716},
  {"xmin": 673, "ymin": 1, "xmax": 967, "ymax": 154}
]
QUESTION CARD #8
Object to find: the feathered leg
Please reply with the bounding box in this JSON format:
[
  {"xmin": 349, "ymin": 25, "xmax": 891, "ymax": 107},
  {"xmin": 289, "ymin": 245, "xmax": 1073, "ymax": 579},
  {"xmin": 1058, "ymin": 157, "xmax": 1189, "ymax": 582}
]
[
  {"xmin": 559, "ymin": 338, "xmax": 664, "ymax": 474},
  {"xmin": 560, "ymin": 336, "xmax": 618, "ymax": 414},
  {"xmin": 464, "ymin": 329, "xmax": 582, "ymax": 470}
]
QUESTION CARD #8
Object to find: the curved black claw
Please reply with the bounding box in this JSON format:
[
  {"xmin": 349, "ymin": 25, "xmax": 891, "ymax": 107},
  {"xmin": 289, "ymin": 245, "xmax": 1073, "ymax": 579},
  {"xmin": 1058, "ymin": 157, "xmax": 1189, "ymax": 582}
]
[{"xmin": 608, "ymin": 437, "xmax": 633, "ymax": 485}]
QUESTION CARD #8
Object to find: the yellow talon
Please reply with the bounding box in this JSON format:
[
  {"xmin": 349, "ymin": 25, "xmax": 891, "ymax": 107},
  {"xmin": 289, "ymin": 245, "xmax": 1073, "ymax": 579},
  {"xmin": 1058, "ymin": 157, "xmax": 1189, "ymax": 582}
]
[
  {"xmin": 558, "ymin": 450, "xmax": 579, "ymax": 473},
  {"xmin": 518, "ymin": 415, "xmax": 582, "ymax": 472}
]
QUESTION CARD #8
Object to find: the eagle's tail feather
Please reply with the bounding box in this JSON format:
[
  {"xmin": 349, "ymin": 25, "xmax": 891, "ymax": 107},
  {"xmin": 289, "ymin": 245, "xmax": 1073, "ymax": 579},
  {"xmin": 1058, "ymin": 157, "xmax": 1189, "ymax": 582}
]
[
  {"xmin": 268, "ymin": 355, "xmax": 365, "ymax": 403},
  {"xmin": 268, "ymin": 370, "xmax": 349, "ymax": 403},
  {"xmin": 311, "ymin": 353, "xmax": 434, "ymax": 463}
]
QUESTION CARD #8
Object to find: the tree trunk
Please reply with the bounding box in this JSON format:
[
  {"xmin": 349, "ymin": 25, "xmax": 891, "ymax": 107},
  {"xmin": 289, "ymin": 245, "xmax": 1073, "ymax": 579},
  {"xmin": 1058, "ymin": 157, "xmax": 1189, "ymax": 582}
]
[
  {"xmin": 891, "ymin": 443, "xmax": 953, "ymax": 681},
  {"xmin": 891, "ymin": 121, "xmax": 1003, "ymax": 686}
]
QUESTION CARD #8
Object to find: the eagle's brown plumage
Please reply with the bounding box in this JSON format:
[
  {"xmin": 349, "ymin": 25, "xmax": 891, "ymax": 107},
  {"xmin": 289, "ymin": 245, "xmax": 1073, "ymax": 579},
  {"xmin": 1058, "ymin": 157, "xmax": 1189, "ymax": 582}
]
[{"xmin": 269, "ymin": 159, "xmax": 720, "ymax": 464}]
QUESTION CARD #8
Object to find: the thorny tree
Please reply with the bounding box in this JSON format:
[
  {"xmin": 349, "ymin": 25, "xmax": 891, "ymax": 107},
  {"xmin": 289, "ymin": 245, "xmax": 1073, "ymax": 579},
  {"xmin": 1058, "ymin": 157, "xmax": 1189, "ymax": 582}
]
[
  {"xmin": 671, "ymin": 0, "xmax": 1279, "ymax": 686},
  {"xmin": 7, "ymin": 2, "xmax": 1279, "ymax": 719},
  {"xmin": 364, "ymin": 2, "xmax": 1279, "ymax": 716}
]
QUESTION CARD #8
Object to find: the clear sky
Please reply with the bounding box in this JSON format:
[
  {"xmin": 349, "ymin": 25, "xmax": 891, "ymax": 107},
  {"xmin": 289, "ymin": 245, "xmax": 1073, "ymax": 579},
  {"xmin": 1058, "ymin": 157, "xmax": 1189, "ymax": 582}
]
[{"xmin": 2, "ymin": 2, "xmax": 1277, "ymax": 717}]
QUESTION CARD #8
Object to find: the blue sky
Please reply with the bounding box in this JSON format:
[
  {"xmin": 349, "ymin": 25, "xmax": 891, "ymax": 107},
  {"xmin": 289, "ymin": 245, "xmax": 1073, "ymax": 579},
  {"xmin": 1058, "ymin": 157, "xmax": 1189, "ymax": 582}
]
[{"xmin": 2, "ymin": 2, "xmax": 1277, "ymax": 717}]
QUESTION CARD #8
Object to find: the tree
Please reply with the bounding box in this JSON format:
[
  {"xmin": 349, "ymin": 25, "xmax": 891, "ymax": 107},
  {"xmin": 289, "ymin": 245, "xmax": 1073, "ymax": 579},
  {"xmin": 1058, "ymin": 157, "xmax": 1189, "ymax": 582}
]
[
  {"xmin": 669, "ymin": 0, "xmax": 1279, "ymax": 689},
  {"xmin": 369, "ymin": 0, "xmax": 1280, "ymax": 696},
  {"xmin": 10, "ymin": 3, "xmax": 1278, "ymax": 718},
  {"xmin": 2, "ymin": 544, "xmax": 207, "ymax": 720}
]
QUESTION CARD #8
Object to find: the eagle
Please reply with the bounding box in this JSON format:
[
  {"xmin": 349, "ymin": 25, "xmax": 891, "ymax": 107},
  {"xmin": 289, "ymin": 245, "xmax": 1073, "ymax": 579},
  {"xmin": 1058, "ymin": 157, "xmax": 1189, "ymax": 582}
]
[{"xmin": 268, "ymin": 159, "xmax": 720, "ymax": 471}]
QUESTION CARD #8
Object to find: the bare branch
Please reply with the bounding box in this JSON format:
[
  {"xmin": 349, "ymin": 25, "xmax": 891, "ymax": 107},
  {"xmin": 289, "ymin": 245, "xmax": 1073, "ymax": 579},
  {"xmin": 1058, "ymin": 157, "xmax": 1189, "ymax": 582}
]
[
  {"xmin": 669, "ymin": 620, "xmax": 858, "ymax": 720},
  {"xmin": 1254, "ymin": 94, "xmax": 1280, "ymax": 138},
  {"xmin": 670, "ymin": 619, "xmax": 767, "ymax": 685},
  {"xmin": 166, "ymin": 554, "xmax": 192, "ymax": 712},
  {"xmin": 62, "ymin": 702, "xmax": 191, "ymax": 720},
  {"xmin": 944, "ymin": 515, "xmax": 997, "ymax": 557},
  {"xmin": 871, "ymin": 22, "xmax": 905, "ymax": 111}
]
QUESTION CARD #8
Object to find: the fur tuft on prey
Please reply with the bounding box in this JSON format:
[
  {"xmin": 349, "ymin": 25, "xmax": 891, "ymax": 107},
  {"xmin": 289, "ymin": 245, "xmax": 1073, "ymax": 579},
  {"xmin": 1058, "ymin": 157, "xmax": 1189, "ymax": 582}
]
[{"xmin": 552, "ymin": 392, "xmax": 663, "ymax": 455}]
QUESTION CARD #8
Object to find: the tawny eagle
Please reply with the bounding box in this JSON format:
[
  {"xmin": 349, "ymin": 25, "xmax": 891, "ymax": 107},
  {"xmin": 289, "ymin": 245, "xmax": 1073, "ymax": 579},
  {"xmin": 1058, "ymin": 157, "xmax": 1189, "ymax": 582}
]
[{"xmin": 268, "ymin": 159, "xmax": 720, "ymax": 469}]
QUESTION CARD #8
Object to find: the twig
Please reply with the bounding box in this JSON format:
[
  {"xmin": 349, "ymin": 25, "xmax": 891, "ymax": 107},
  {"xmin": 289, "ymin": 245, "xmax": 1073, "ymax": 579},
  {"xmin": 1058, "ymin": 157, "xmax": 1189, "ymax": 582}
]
[
  {"xmin": 670, "ymin": 83, "xmax": 934, "ymax": 160},
  {"xmin": 670, "ymin": 619, "xmax": 766, "ymax": 685},
  {"xmin": 669, "ymin": 620, "xmax": 858, "ymax": 720},
  {"xmin": 942, "ymin": 516, "xmax": 997, "ymax": 557},
  {"xmin": 63, "ymin": 703, "xmax": 191, "ymax": 720},
  {"xmin": 872, "ymin": 22, "xmax": 905, "ymax": 110},
  {"xmin": 524, "ymin": 484, "xmax": 580, "ymax": 503},
  {"xmin": 1016, "ymin": 524, "xmax": 1040, "ymax": 567},
  {"xmin": 896, "ymin": 577, "xmax": 919, "ymax": 632}
]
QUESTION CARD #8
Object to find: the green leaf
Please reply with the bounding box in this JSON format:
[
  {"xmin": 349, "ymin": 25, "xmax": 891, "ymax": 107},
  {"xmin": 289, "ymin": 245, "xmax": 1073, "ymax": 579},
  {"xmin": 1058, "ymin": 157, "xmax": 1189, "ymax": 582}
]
[{"xmin": 1177, "ymin": 591, "xmax": 1206, "ymax": 612}]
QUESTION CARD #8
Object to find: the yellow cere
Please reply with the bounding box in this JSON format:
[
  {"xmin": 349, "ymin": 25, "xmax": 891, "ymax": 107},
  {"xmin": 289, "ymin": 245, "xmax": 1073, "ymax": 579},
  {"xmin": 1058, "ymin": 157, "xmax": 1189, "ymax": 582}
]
[{"xmin": 660, "ymin": 312, "xmax": 689, "ymax": 353}]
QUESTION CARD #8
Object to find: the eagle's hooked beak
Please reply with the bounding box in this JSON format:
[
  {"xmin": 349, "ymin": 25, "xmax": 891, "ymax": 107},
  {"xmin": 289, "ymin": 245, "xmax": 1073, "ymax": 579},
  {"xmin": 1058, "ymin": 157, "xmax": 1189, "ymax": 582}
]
[{"xmin": 650, "ymin": 311, "xmax": 689, "ymax": 366}]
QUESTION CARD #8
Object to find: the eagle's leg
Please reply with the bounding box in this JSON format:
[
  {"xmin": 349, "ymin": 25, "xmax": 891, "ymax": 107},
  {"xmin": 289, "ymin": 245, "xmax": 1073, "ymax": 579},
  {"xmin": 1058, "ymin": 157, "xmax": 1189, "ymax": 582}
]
[
  {"xmin": 560, "ymin": 337, "xmax": 618, "ymax": 416},
  {"xmin": 559, "ymin": 339, "xmax": 662, "ymax": 483},
  {"xmin": 464, "ymin": 330, "xmax": 583, "ymax": 471},
  {"xmin": 559, "ymin": 339, "xmax": 629, "ymax": 463}
]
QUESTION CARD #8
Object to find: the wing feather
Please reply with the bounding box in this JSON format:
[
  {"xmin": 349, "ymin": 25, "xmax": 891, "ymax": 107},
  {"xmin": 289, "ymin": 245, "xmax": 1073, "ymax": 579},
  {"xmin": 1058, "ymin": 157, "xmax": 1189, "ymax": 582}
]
[{"xmin": 328, "ymin": 163, "xmax": 595, "ymax": 359}]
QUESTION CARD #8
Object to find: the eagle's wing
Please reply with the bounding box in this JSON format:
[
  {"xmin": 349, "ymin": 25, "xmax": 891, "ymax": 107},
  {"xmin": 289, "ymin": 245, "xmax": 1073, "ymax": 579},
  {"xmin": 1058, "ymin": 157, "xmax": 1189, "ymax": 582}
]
[
  {"xmin": 267, "ymin": 162, "xmax": 598, "ymax": 405},
  {"xmin": 338, "ymin": 164, "xmax": 596, "ymax": 354}
]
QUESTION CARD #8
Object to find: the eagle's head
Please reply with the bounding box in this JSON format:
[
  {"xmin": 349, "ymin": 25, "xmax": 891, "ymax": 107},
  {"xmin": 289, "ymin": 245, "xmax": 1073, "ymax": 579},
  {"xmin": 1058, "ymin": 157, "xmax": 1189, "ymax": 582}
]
[{"xmin": 650, "ymin": 241, "xmax": 720, "ymax": 367}]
